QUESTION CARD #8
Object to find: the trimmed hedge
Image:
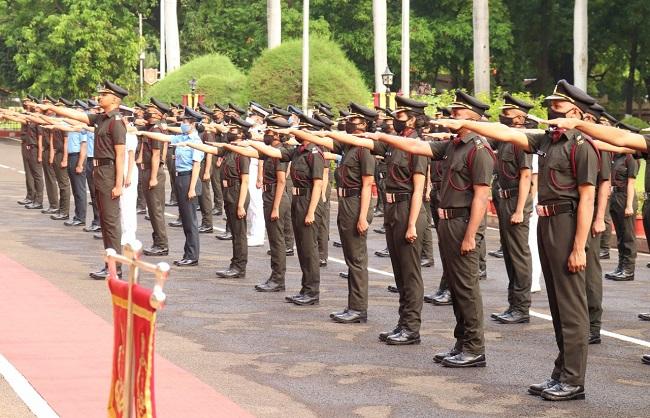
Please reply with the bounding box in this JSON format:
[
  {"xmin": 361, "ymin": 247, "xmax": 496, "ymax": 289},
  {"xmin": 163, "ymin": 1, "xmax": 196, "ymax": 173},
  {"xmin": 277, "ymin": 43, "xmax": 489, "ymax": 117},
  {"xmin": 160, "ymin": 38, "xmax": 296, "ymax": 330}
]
[
  {"xmin": 247, "ymin": 38, "xmax": 370, "ymax": 113},
  {"xmin": 145, "ymin": 54, "xmax": 248, "ymax": 106}
]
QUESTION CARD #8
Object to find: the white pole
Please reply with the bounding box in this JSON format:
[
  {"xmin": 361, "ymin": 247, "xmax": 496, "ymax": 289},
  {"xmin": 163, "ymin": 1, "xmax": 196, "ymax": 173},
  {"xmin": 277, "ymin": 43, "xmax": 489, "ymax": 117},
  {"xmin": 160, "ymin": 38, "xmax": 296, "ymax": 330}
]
[
  {"xmin": 573, "ymin": 0, "xmax": 588, "ymax": 90},
  {"xmin": 159, "ymin": 0, "xmax": 166, "ymax": 79},
  {"xmin": 301, "ymin": 0, "xmax": 309, "ymax": 112},
  {"xmin": 139, "ymin": 13, "xmax": 144, "ymax": 99},
  {"xmin": 267, "ymin": 0, "xmax": 281, "ymax": 49},
  {"xmin": 373, "ymin": 0, "xmax": 387, "ymax": 94},
  {"xmin": 400, "ymin": 0, "xmax": 410, "ymax": 97},
  {"xmin": 473, "ymin": 0, "xmax": 490, "ymax": 95},
  {"xmin": 165, "ymin": 0, "xmax": 181, "ymax": 72}
]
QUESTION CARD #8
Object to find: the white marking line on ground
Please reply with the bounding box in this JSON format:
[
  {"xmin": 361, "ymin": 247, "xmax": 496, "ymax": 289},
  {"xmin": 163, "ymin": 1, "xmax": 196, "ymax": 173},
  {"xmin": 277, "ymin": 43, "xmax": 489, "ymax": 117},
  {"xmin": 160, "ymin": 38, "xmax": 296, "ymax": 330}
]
[
  {"xmin": 0, "ymin": 153, "xmax": 649, "ymax": 348},
  {"xmin": 0, "ymin": 354, "xmax": 59, "ymax": 418}
]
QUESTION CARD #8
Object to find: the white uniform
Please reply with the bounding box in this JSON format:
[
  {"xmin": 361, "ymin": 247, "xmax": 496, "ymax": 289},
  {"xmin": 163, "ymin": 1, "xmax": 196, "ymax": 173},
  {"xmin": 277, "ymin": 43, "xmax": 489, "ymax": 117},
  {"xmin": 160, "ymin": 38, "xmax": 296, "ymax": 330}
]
[
  {"xmin": 120, "ymin": 132, "xmax": 138, "ymax": 245},
  {"xmin": 246, "ymin": 120, "xmax": 266, "ymax": 246},
  {"xmin": 529, "ymin": 154, "xmax": 542, "ymax": 292}
]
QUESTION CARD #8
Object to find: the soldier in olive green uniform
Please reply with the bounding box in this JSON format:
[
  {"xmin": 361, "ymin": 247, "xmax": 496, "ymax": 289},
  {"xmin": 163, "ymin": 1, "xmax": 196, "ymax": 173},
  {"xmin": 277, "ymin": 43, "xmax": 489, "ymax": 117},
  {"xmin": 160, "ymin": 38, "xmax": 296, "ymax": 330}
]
[
  {"xmin": 49, "ymin": 98, "xmax": 73, "ymax": 220},
  {"xmin": 197, "ymin": 104, "xmax": 215, "ymax": 233},
  {"xmin": 447, "ymin": 80, "xmax": 599, "ymax": 400},
  {"xmin": 140, "ymin": 98, "xmax": 170, "ymax": 257},
  {"xmin": 605, "ymin": 123, "xmax": 639, "ymax": 282}
]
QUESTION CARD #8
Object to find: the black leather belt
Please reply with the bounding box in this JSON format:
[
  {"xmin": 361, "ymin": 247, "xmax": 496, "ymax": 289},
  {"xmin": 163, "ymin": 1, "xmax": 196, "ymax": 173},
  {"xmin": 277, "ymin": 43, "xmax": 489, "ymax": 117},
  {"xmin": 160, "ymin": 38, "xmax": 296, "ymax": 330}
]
[
  {"xmin": 337, "ymin": 188, "xmax": 360, "ymax": 198},
  {"xmin": 68, "ymin": 152, "xmax": 80, "ymax": 156},
  {"xmin": 262, "ymin": 183, "xmax": 277, "ymax": 192},
  {"xmin": 25, "ymin": 144, "xmax": 35, "ymax": 150},
  {"xmin": 385, "ymin": 192, "xmax": 412, "ymax": 204},
  {"xmin": 438, "ymin": 207, "xmax": 470, "ymax": 220},
  {"xmin": 612, "ymin": 186, "xmax": 627, "ymax": 193},
  {"xmin": 93, "ymin": 158, "xmax": 114, "ymax": 167},
  {"xmin": 498, "ymin": 187, "xmax": 518, "ymax": 199},
  {"xmin": 139, "ymin": 162, "xmax": 164, "ymax": 170},
  {"xmin": 292, "ymin": 187, "xmax": 311, "ymax": 196},
  {"xmin": 176, "ymin": 171, "xmax": 192, "ymax": 177},
  {"xmin": 536, "ymin": 201, "xmax": 575, "ymax": 217},
  {"xmin": 222, "ymin": 179, "xmax": 240, "ymax": 188}
]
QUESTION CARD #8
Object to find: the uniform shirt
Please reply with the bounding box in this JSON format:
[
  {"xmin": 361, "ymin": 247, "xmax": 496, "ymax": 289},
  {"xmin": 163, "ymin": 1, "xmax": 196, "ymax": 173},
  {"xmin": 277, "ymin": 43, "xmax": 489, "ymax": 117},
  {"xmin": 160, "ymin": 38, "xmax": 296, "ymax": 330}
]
[
  {"xmin": 139, "ymin": 123, "xmax": 165, "ymax": 166},
  {"xmin": 525, "ymin": 129, "xmax": 599, "ymax": 204},
  {"xmin": 260, "ymin": 144, "xmax": 289, "ymax": 186},
  {"xmin": 610, "ymin": 153, "xmax": 638, "ymax": 190},
  {"xmin": 428, "ymin": 132, "xmax": 494, "ymax": 208},
  {"xmin": 84, "ymin": 131, "xmax": 95, "ymax": 158},
  {"xmin": 20, "ymin": 122, "xmax": 29, "ymax": 144},
  {"xmin": 371, "ymin": 129, "xmax": 428, "ymax": 194},
  {"xmin": 169, "ymin": 132, "xmax": 204, "ymax": 172},
  {"xmin": 493, "ymin": 141, "xmax": 533, "ymax": 190},
  {"xmin": 27, "ymin": 122, "xmax": 39, "ymax": 146},
  {"xmin": 279, "ymin": 143, "xmax": 325, "ymax": 189},
  {"xmin": 67, "ymin": 130, "xmax": 86, "ymax": 154},
  {"xmin": 332, "ymin": 142, "xmax": 375, "ymax": 189},
  {"xmin": 88, "ymin": 110, "xmax": 127, "ymax": 160},
  {"xmin": 217, "ymin": 147, "xmax": 250, "ymax": 183},
  {"xmin": 52, "ymin": 127, "xmax": 65, "ymax": 153}
]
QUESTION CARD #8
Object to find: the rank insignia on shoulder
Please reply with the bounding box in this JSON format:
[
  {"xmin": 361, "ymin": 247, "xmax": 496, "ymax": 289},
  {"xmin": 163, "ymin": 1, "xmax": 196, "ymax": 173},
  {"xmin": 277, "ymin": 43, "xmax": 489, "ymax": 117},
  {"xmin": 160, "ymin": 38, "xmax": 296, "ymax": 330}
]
[
  {"xmin": 114, "ymin": 115, "xmax": 122, "ymax": 121},
  {"xmin": 536, "ymin": 150, "xmax": 547, "ymax": 157},
  {"xmin": 312, "ymin": 148, "xmax": 318, "ymax": 153},
  {"xmin": 473, "ymin": 137, "xmax": 484, "ymax": 150},
  {"xmin": 575, "ymin": 134, "xmax": 584, "ymax": 145}
]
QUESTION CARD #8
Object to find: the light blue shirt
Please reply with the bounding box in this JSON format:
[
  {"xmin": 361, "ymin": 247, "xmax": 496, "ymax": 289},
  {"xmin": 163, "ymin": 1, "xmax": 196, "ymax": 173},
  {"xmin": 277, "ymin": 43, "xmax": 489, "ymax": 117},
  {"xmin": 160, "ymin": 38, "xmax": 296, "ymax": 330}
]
[
  {"xmin": 67, "ymin": 131, "xmax": 86, "ymax": 153},
  {"xmin": 170, "ymin": 132, "xmax": 204, "ymax": 172},
  {"xmin": 83, "ymin": 131, "xmax": 94, "ymax": 158}
]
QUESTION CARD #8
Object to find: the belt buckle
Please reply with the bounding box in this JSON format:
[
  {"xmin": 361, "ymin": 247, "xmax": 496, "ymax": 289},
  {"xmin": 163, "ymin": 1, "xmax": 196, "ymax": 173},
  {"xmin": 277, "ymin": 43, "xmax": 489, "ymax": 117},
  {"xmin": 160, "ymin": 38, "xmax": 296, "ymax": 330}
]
[
  {"xmin": 386, "ymin": 193, "xmax": 394, "ymax": 204},
  {"xmin": 222, "ymin": 180, "xmax": 228, "ymax": 188},
  {"xmin": 437, "ymin": 208, "xmax": 447, "ymax": 220},
  {"xmin": 337, "ymin": 188, "xmax": 343, "ymax": 198},
  {"xmin": 292, "ymin": 187, "xmax": 299, "ymax": 196}
]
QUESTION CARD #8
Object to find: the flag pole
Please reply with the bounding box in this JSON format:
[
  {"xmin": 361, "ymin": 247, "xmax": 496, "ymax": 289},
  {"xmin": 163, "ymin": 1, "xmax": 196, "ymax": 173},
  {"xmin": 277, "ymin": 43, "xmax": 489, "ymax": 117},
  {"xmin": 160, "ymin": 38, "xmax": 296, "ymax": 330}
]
[{"xmin": 301, "ymin": 0, "xmax": 309, "ymax": 112}]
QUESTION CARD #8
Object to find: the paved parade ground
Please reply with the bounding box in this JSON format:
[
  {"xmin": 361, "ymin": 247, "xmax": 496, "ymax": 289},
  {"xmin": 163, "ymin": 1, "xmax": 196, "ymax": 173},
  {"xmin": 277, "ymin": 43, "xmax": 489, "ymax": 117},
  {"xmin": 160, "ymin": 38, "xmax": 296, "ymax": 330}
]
[{"xmin": 0, "ymin": 136, "xmax": 648, "ymax": 417}]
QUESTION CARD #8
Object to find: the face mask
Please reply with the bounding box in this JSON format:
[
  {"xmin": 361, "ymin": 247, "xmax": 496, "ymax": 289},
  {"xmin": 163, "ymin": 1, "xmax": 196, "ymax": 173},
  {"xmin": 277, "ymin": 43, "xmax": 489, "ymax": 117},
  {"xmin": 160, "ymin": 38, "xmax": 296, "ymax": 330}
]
[
  {"xmin": 180, "ymin": 123, "xmax": 191, "ymax": 134},
  {"xmin": 196, "ymin": 123, "xmax": 205, "ymax": 134},
  {"xmin": 345, "ymin": 122, "xmax": 359, "ymax": 134},
  {"xmin": 523, "ymin": 119, "xmax": 538, "ymax": 129},
  {"xmin": 225, "ymin": 132, "xmax": 239, "ymax": 142},
  {"xmin": 393, "ymin": 119, "xmax": 407, "ymax": 134},
  {"xmin": 547, "ymin": 106, "xmax": 568, "ymax": 120},
  {"xmin": 263, "ymin": 134, "xmax": 275, "ymax": 145},
  {"xmin": 143, "ymin": 112, "xmax": 153, "ymax": 120},
  {"xmin": 499, "ymin": 114, "xmax": 514, "ymax": 127},
  {"xmin": 337, "ymin": 121, "xmax": 345, "ymax": 131}
]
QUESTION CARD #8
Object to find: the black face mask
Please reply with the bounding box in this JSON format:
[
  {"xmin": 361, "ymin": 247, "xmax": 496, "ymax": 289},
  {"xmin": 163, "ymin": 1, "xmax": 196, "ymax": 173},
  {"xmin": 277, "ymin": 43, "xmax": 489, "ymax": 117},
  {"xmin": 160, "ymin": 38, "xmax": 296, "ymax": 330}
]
[
  {"xmin": 345, "ymin": 122, "xmax": 359, "ymax": 134},
  {"xmin": 143, "ymin": 112, "xmax": 153, "ymax": 120},
  {"xmin": 499, "ymin": 114, "xmax": 515, "ymax": 127},
  {"xmin": 263, "ymin": 134, "xmax": 275, "ymax": 145},
  {"xmin": 393, "ymin": 119, "xmax": 407, "ymax": 134},
  {"xmin": 224, "ymin": 115, "xmax": 232, "ymax": 124},
  {"xmin": 196, "ymin": 123, "xmax": 205, "ymax": 134},
  {"xmin": 337, "ymin": 121, "xmax": 345, "ymax": 131},
  {"xmin": 225, "ymin": 132, "xmax": 239, "ymax": 142},
  {"xmin": 523, "ymin": 119, "xmax": 538, "ymax": 129},
  {"xmin": 547, "ymin": 107, "xmax": 568, "ymax": 120}
]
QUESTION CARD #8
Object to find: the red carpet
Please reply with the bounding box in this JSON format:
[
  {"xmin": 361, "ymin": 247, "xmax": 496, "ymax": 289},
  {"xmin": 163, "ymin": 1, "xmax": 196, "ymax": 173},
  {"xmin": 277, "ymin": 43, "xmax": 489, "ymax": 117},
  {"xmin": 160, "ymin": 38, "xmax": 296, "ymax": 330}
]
[{"xmin": 0, "ymin": 253, "xmax": 252, "ymax": 417}]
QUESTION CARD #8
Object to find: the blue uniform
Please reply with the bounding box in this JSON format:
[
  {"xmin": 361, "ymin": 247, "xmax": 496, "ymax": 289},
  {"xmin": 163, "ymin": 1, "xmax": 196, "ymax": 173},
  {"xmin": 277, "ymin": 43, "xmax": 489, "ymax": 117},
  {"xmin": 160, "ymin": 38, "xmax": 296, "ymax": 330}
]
[
  {"xmin": 67, "ymin": 131, "xmax": 86, "ymax": 154},
  {"xmin": 83, "ymin": 130, "xmax": 95, "ymax": 158},
  {"xmin": 170, "ymin": 133, "xmax": 204, "ymax": 171}
]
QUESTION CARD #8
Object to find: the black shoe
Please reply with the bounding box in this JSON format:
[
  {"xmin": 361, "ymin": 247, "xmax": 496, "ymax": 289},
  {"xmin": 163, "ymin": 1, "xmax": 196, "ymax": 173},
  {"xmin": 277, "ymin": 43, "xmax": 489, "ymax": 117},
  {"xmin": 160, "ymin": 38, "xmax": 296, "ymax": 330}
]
[
  {"xmin": 424, "ymin": 289, "xmax": 445, "ymax": 303},
  {"xmin": 216, "ymin": 268, "xmax": 245, "ymax": 278},
  {"xmin": 379, "ymin": 326, "xmax": 401, "ymax": 342},
  {"xmin": 339, "ymin": 272, "xmax": 349, "ymax": 279},
  {"xmin": 174, "ymin": 258, "xmax": 198, "ymax": 267},
  {"xmin": 165, "ymin": 200, "xmax": 177, "ymax": 207},
  {"xmin": 198, "ymin": 225, "xmax": 214, "ymax": 233},
  {"xmin": 331, "ymin": 309, "xmax": 367, "ymax": 324},
  {"xmin": 50, "ymin": 213, "xmax": 69, "ymax": 220},
  {"xmin": 385, "ymin": 329, "xmax": 421, "ymax": 345},
  {"xmin": 420, "ymin": 258, "xmax": 435, "ymax": 268},
  {"xmin": 17, "ymin": 198, "xmax": 32, "ymax": 205},
  {"xmin": 478, "ymin": 269, "xmax": 487, "ymax": 280},
  {"xmin": 83, "ymin": 224, "xmax": 101, "ymax": 233},
  {"xmin": 375, "ymin": 248, "xmax": 390, "ymax": 258},
  {"xmin": 255, "ymin": 281, "xmax": 285, "ymax": 292},
  {"xmin": 387, "ymin": 284, "xmax": 398, "ymax": 293},
  {"xmin": 333, "ymin": 241, "xmax": 342, "ymax": 248},
  {"xmin": 496, "ymin": 310, "xmax": 530, "ymax": 324},
  {"xmin": 216, "ymin": 232, "xmax": 232, "ymax": 241},
  {"xmin": 441, "ymin": 352, "xmax": 486, "ymax": 368},
  {"xmin": 145, "ymin": 214, "xmax": 151, "ymax": 221},
  {"xmin": 432, "ymin": 289, "xmax": 452, "ymax": 306},
  {"xmin": 93, "ymin": 233, "xmax": 103, "ymax": 240},
  {"xmin": 136, "ymin": 207, "xmax": 147, "ymax": 215},
  {"xmin": 541, "ymin": 383, "xmax": 585, "ymax": 401},
  {"xmin": 89, "ymin": 267, "xmax": 120, "ymax": 280},
  {"xmin": 528, "ymin": 379, "xmax": 560, "ymax": 396},
  {"xmin": 488, "ymin": 248, "xmax": 504, "ymax": 258},
  {"xmin": 491, "ymin": 308, "xmax": 511, "ymax": 320},
  {"xmin": 168, "ymin": 218, "xmax": 182, "ymax": 227},
  {"xmin": 638, "ymin": 313, "xmax": 650, "ymax": 321},
  {"xmin": 284, "ymin": 294, "xmax": 302, "ymax": 303},
  {"xmin": 25, "ymin": 202, "xmax": 43, "ymax": 209},
  {"xmin": 642, "ymin": 355, "xmax": 650, "ymax": 365},
  {"xmin": 212, "ymin": 208, "xmax": 223, "ymax": 216},
  {"xmin": 41, "ymin": 207, "xmax": 58, "ymax": 214},
  {"xmin": 143, "ymin": 246, "xmax": 169, "ymax": 256},
  {"xmin": 373, "ymin": 226, "xmax": 386, "ymax": 234},
  {"xmin": 63, "ymin": 219, "xmax": 84, "ymax": 227},
  {"xmin": 286, "ymin": 248, "xmax": 294, "ymax": 256},
  {"xmin": 319, "ymin": 259, "xmax": 327, "ymax": 267},
  {"xmin": 433, "ymin": 347, "xmax": 461, "ymax": 363},
  {"xmin": 599, "ymin": 249, "xmax": 610, "ymax": 260},
  {"xmin": 610, "ymin": 267, "xmax": 634, "ymax": 281},
  {"xmin": 588, "ymin": 332, "xmax": 601, "ymax": 345},
  {"xmin": 292, "ymin": 295, "xmax": 319, "ymax": 306},
  {"xmin": 605, "ymin": 265, "xmax": 623, "ymax": 280},
  {"xmin": 373, "ymin": 208, "xmax": 384, "ymax": 218}
]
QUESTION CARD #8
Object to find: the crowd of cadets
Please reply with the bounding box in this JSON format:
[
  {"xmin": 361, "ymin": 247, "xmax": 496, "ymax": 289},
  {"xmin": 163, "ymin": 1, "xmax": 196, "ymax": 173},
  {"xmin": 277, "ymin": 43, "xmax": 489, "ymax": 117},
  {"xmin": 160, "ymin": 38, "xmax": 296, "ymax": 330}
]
[{"xmin": 1, "ymin": 78, "xmax": 649, "ymax": 402}]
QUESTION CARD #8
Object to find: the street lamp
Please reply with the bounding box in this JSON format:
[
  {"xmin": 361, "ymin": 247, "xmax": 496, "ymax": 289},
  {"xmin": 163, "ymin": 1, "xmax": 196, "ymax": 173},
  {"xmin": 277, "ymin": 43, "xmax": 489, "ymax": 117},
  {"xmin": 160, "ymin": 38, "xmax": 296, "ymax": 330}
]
[
  {"xmin": 188, "ymin": 78, "xmax": 197, "ymax": 108},
  {"xmin": 381, "ymin": 66, "xmax": 394, "ymax": 110}
]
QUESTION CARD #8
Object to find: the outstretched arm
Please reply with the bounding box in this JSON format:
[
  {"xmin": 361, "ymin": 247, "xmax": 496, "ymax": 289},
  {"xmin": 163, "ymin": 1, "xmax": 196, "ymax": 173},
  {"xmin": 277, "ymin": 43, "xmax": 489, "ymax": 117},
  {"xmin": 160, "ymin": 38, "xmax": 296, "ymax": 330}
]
[
  {"xmin": 364, "ymin": 131, "xmax": 433, "ymax": 157},
  {"xmin": 547, "ymin": 118, "xmax": 647, "ymax": 151},
  {"xmin": 247, "ymin": 141, "xmax": 283, "ymax": 159},
  {"xmin": 34, "ymin": 103, "xmax": 90, "ymax": 125},
  {"xmin": 136, "ymin": 131, "xmax": 173, "ymax": 143},
  {"xmin": 434, "ymin": 119, "xmax": 530, "ymax": 151}
]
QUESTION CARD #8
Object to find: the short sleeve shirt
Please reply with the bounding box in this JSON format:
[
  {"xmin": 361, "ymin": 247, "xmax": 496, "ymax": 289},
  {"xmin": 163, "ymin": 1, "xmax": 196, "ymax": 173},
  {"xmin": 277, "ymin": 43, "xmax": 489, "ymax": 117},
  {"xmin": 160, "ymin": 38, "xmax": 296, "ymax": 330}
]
[
  {"xmin": 525, "ymin": 129, "xmax": 599, "ymax": 204},
  {"xmin": 332, "ymin": 142, "xmax": 375, "ymax": 189},
  {"xmin": 611, "ymin": 153, "xmax": 638, "ymax": 189},
  {"xmin": 261, "ymin": 144, "xmax": 289, "ymax": 185},
  {"xmin": 88, "ymin": 110, "xmax": 126, "ymax": 160},
  {"xmin": 279, "ymin": 143, "xmax": 325, "ymax": 189},
  {"xmin": 494, "ymin": 141, "xmax": 533, "ymax": 190},
  {"xmin": 371, "ymin": 130, "xmax": 428, "ymax": 193},
  {"xmin": 140, "ymin": 123, "xmax": 165, "ymax": 166},
  {"xmin": 170, "ymin": 133, "xmax": 204, "ymax": 171},
  {"xmin": 218, "ymin": 147, "xmax": 250, "ymax": 183},
  {"xmin": 428, "ymin": 132, "xmax": 495, "ymax": 208}
]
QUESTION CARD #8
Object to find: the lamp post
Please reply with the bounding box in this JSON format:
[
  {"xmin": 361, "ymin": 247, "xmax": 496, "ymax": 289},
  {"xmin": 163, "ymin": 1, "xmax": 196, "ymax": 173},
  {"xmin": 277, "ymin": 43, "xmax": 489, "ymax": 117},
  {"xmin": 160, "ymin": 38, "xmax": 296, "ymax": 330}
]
[
  {"xmin": 188, "ymin": 77, "xmax": 197, "ymax": 108},
  {"xmin": 381, "ymin": 66, "xmax": 394, "ymax": 110}
]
